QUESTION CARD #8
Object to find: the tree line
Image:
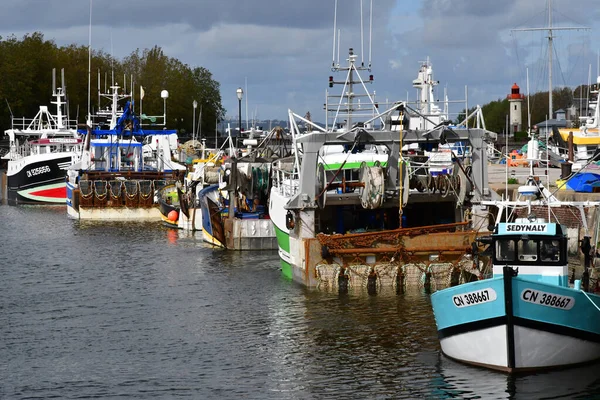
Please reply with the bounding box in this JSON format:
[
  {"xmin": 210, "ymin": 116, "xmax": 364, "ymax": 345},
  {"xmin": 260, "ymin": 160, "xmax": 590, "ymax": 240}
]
[{"xmin": 0, "ymin": 32, "xmax": 225, "ymax": 140}]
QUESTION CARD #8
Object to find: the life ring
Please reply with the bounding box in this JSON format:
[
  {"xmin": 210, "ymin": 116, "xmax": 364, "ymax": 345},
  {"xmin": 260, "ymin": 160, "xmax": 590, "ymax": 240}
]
[{"xmin": 285, "ymin": 210, "xmax": 295, "ymax": 230}]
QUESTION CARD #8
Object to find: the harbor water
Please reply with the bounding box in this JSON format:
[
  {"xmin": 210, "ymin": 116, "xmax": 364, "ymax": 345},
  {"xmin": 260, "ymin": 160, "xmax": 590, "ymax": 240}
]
[{"xmin": 1, "ymin": 205, "xmax": 600, "ymax": 399}]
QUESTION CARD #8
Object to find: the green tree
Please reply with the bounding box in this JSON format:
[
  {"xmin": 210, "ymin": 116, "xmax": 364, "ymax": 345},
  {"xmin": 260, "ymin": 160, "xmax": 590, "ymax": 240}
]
[{"xmin": 0, "ymin": 34, "xmax": 225, "ymax": 141}]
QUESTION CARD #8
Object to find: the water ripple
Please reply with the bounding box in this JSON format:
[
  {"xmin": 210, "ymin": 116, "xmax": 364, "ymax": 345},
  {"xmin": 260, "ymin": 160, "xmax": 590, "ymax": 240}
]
[{"xmin": 2, "ymin": 206, "xmax": 600, "ymax": 399}]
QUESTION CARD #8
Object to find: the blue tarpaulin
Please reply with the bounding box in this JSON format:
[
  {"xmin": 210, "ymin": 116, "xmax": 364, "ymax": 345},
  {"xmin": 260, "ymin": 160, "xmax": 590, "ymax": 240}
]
[{"xmin": 566, "ymin": 172, "xmax": 600, "ymax": 192}]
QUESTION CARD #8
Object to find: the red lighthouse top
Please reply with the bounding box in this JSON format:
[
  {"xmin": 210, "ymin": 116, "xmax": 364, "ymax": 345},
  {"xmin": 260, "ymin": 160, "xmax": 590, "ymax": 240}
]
[{"xmin": 507, "ymin": 83, "xmax": 525, "ymax": 100}]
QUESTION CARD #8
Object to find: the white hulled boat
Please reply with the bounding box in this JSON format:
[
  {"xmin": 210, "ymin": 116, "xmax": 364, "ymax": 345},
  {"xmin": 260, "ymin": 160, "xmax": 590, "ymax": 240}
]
[
  {"xmin": 2, "ymin": 69, "xmax": 82, "ymax": 204},
  {"xmin": 66, "ymin": 83, "xmax": 186, "ymax": 220}
]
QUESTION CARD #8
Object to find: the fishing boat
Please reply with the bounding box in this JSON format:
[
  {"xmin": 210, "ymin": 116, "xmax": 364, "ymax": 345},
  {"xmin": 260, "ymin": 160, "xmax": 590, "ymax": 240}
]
[
  {"xmin": 2, "ymin": 69, "xmax": 82, "ymax": 204},
  {"xmin": 268, "ymin": 1, "xmax": 498, "ymax": 290},
  {"xmin": 157, "ymin": 127, "xmax": 289, "ymax": 250},
  {"xmin": 157, "ymin": 136, "xmax": 233, "ymax": 230},
  {"xmin": 198, "ymin": 129, "xmax": 292, "ymax": 250},
  {"xmin": 431, "ymin": 135, "xmax": 600, "ymax": 372},
  {"xmin": 548, "ymin": 76, "xmax": 600, "ymax": 168},
  {"xmin": 66, "ymin": 83, "xmax": 186, "ymax": 220}
]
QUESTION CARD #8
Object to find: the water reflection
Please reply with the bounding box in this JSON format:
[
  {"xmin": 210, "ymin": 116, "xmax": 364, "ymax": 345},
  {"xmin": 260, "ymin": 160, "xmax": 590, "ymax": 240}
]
[
  {"xmin": 434, "ymin": 355, "xmax": 600, "ymax": 399},
  {"xmin": 2, "ymin": 204, "xmax": 600, "ymax": 399}
]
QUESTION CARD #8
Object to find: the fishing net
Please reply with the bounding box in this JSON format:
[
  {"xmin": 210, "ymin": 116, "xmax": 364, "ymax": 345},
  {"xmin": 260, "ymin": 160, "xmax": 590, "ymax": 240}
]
[
  {"xmin": 124, "ymin": 180, "xmax": 139, "ymax": 207},
  {"xmin": 109, "ymin": 180, "xmax": 123, "ymax": 206},
  {"xmin": 79, "ymin": 180, "xmax": 93, "ymax": 207},
  {"xmin": 139, "ymin": 180, "xmax": 154, "ymax": 207},
  {"xmin": 204, "ymin": 167, "xmax": 220, "ymax": 184},
  {"xmin": 93, "ymin": 180, "xmax": 108, "ymax": 206},
  {"xmin": 315, "ymin": 254, "xmax": 478, "ymax": 292}
]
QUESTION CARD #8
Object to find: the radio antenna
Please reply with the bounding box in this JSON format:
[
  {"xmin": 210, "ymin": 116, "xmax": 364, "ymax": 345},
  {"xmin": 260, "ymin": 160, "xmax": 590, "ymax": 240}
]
[
  {"xmin": 332, "ymin": 0, "xmax": 338, "ymax": 68},
  {"xmin": 368, "ymin": 0, "xmax": 373, "ymax": 68},
  {"xmin": 360, "ymin": 0, "xmax": 364, "ymax": 67}
]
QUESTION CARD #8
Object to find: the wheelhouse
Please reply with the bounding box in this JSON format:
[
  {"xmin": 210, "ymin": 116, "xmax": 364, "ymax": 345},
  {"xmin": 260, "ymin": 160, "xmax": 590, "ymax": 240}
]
[{"xmin": 491, "ymin": 221, "xmax": 569, "ymax": 286}]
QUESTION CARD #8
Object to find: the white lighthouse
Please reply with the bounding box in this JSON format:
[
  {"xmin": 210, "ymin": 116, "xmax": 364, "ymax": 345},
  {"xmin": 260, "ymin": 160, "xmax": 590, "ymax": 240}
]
[{"xmin": 507, "ymin": 83, "xmax": 525, "ymax": 134}]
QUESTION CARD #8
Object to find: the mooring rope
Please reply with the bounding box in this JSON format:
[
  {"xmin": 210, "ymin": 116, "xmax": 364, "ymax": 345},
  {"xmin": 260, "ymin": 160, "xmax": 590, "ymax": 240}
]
[{"xmin": 581, "ymin": 290, "xmax": 600, "ymax": 313}]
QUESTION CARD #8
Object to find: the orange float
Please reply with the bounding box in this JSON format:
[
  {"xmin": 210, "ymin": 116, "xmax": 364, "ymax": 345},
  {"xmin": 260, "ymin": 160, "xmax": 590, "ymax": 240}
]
[{"xmin": 168, "ymin": 210, "xmax": 179, "ymax": 221}]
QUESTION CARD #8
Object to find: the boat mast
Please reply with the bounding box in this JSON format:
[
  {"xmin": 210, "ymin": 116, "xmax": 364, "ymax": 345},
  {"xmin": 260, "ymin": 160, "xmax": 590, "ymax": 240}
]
[
  {"xmin": 51, "ymin": 68, "xmax": 67, "ymax": 129},
  {"xmin": 511, "ymin": 0, "xmax": 589, "ymax": 121},
  {"xmin": 87, "ymin": 0, "xmax": 92, "ymax": 126}
]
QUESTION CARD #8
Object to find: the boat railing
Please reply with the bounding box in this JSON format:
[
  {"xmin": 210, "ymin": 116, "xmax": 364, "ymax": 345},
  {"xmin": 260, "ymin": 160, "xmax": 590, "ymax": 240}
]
[
  {"xmin": 10, "ymin": 116, "xmax": 78, "ymax": 130},
  {"xmin": 272, "ymin": 159, "xmax": 299, "ymax": 197},
  {"xmin": 10, "ymin": 141, "xmax": 81, "ymax": 158},
  {"xmin": 406, "ymin": 154, "xmax": 456, "ymax": 178}
]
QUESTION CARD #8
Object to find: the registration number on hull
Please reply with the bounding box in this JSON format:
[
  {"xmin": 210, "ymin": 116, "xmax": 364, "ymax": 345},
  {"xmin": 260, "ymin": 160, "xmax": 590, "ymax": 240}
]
[
  {"xmin": 26, "ymin": 165, "xmax": 51, "ymax": 177},
  {"xmin": 453, "ymin": 288, "xmax": 497, "ymax": 308},
  {"xmin": 521, "ymin": 289, "xmax": 575, "ymax": 310}
]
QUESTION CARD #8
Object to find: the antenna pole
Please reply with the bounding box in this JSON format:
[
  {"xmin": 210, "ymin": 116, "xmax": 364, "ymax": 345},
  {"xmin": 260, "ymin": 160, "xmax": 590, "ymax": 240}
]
[
  {"xmin": 505, "ymin": 113, "xmax": 509, "ymax": 200},
  {"xmin": 527, "ymin": 67, "xmax": 531, "ymax": 130},
  {"xmin": 587, "ymin": 64, "xmax": 592, "ymax": 116},
  {"xmin": 548, "ymin": 2, "xmax": 553, "ymax": 120},
  {"xmin": 52, "ymin": 68, "xmax": 56, "ymax": 94},
  {"xmin": 465, "ymin": 85, "xmax": 468, "ymax": 129},
  {"xmin": 97, "ymin": 69, "xmax": 100, "ymax": 111},
  {"xmin": 332, "ymin": 0, "xmax": 337, "ymax": 67},
  {"xmin": 360, "ymin": 0, "xmax": 364, "ymax": 66},
  {"xmin": 337, "ymin": 29, "xmax": 341, "ymax": 67},
  {"xmin": 369, "ymin": 0, "xmax": 373, "ymax": 68}
]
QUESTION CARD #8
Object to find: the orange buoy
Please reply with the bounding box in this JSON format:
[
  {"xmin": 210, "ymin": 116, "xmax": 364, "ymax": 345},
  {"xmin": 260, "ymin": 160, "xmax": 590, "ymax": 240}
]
[{"xmin": 168, "ymin": 210, "xmax": 179, "ymax": 221}]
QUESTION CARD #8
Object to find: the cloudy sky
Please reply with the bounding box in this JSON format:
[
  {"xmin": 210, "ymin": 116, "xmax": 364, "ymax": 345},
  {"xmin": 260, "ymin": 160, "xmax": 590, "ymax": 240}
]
[{"xmin": 1, "ymin": 0, "xmax": 599, "ymax": 123}]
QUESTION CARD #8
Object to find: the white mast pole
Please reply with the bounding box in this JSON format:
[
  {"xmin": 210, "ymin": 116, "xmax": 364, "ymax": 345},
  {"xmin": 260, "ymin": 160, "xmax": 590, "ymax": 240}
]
[
  {"xmin": 511, "ymin": 0, "xmax": 589, "ymax": 124},
  {"xmin": 465, "ymin": 85, "xmax": 468, "ymax": 129},
  {"xmin": 587, "ymin": 64, "xmax": 592, "ymax": 116},
  {"xmin": 332, "ymin": 0, "xmax": 337, "ymax": 67},
  {"xmin": 360, "ymin": 0, "xmax": 364, "ymax": 66},
  {"xmin": 87, "ymin": 0, "xmax": 92, "ymax": 126},
  {"xmin": 97, "ymin": 69, "xmax": 100, "ymax": 111},
  {"xmin": 368, "ymin": 0, "xmax": 373, "ymax": 68},
  {"xmin": 505, "ymin": 114, "xmax": 509, "ymax": 204},
  {"xmin": 548, "ymin": 1, "xmax": 553, "ymax": 120},
  {"xmin": 337, "ymin": 29, "xmax": 341, "ymax": 67},
  {"xmin": 527, "ymin": 67, "xmax": 531, "ymax": 131}
]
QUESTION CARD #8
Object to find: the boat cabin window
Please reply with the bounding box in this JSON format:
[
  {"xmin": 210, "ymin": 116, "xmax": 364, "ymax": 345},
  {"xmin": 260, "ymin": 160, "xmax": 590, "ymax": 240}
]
[
  {"xmin": 495, "ymin": 237, "xmax": 562, "ymax": 264},
  {"xmin": 496, "ymin": 239, "xmax": 516, "ymax": 261},
  {"xmin": 518, "ymin": 239, "xmax": 537, "ymax": 261},
  {"xmin": 540, "ymin": 239, "xmax": 560, "ymax": 262}
]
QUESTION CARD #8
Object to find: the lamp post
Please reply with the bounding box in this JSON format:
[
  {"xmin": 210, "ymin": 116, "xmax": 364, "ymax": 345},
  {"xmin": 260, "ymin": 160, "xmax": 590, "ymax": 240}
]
[
  {"xmin": 236, "ymin": 87, "xmax": 243, "ymax": 136},
  {"xmin": 193, "ymin": 99, "xmax": 198, "ymax": 143},
  {"xmin": 161, "ymin": 90, "xmax": 169, "ymax": 126}
]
